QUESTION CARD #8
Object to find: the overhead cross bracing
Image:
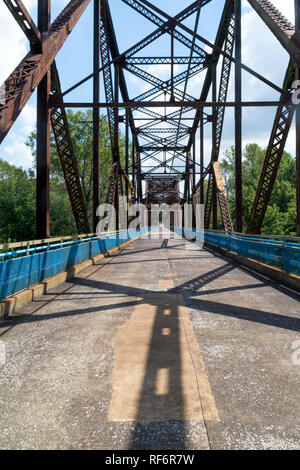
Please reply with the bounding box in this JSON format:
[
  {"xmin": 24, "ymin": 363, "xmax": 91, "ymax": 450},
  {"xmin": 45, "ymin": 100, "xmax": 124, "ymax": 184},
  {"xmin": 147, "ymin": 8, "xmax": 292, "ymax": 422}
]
[{"xmin": 0, "ymin": 0, "xmax": 300, "ymax": 237}]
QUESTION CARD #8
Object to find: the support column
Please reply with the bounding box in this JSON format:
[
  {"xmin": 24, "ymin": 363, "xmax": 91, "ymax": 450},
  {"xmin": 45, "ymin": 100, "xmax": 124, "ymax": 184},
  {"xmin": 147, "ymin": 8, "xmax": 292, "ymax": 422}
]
[
  {"xmin": 296, "ymin": 0, "xmax": 300, "ymax": 235},
  {"xmin": 137, "ymin": 154, "xmax": 143, "ymax": 203},
  {"xmin": 212, "ymin": 62, "xmax": 218, "ymax": 230},
  {"xmin": 125, "ymin": 110, "xmax": 129, "ymax": 202},
  {"xmin": 93, "ymin": 0, "xmax": 100, "ymax": 233},
  {"xmin": 36, "ymin": 0, "xmax": 51, "ymax": 239},
  {"xmin": 132, "ymin": 137, "xmax": 136, "ymax": 202},
  {"xmin": 200, "ymin": 111, "xmax": 204, "ymax": 205},
  {"xmin": 114, "ymin": 65, "xmax": 120, "ymax": 230},
  {"xmin": 235, "ymin": 0, "xmax": 243, "ymax": 232},
  {"xmin": 192, "ymin": 134, "xmax": 196, "ymax": 193}
]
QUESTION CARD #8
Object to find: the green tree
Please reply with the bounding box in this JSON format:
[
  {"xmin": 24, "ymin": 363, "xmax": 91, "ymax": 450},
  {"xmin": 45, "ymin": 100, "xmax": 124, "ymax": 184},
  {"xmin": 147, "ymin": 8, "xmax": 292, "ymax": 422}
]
[
  {"xmin": 220, "ymin": 144, "xmax": 297, "ymax": 235},
  {"xmin": 0, "ymin": 110, "xmax": 127, "ymax": 243},
  {"xmin": 0, "ymin": 159, "xmax": 35, "ymax": 242},
  {"xmin": 26, "ymin": 110, "xmax": 126, "ymax": 235}
]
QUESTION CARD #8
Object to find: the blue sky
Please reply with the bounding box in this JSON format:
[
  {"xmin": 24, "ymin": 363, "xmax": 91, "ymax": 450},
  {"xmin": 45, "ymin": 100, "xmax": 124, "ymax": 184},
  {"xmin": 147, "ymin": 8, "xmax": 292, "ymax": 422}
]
[{"xmin": 0, "ymin": 0, "xmax": 295, "ymax": 172}]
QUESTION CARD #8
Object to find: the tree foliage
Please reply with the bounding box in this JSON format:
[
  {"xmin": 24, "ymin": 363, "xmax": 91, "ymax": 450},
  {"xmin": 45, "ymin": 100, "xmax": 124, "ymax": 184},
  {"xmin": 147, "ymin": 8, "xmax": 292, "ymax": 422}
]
[
  {"xmin": 220, "ymin": 143, "xmax": 297, "ymax": 235},
  {"xmin": 0, "ymin": 110, "xmax": 124, "ymax": 242},
  {"xmin": 0, "ymin": 113, "xmax": 297, "ymax": 243}
]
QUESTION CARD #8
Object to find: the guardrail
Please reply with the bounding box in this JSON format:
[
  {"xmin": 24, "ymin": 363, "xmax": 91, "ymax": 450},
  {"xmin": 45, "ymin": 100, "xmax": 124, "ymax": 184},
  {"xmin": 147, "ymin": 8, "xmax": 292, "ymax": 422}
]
[
  {"xmin": 0, "ymin": 230, "xmax": 122, "ymax": 252},
  {"xmin": 173, "ymin": 228, "xmax": 300, "ymax": 277},
  {"xmin": 0, "ymin": 228, "xmax": 148, "ymax": 301},
  {"xmin": 204, "ymin": 230, "xmax": 300, "ymax": 277},
  {"xmin": 205, "ymin": 229, "xmax": 300, "ymax": 244}
]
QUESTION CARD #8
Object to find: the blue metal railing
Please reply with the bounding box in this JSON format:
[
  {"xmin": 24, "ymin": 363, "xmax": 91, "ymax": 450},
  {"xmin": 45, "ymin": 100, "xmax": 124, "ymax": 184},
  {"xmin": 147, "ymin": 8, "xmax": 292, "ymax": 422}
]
[
  {"xmin": 0, "ymin": 228, "xmax": 148, "ymax": 301},
  {"xmin": 173, "ymin": 228, "xmax": 300, "ymax": 277},
  {"xmin": 204, "ymin": 230, "xmax": 300, "ymax": 277}
]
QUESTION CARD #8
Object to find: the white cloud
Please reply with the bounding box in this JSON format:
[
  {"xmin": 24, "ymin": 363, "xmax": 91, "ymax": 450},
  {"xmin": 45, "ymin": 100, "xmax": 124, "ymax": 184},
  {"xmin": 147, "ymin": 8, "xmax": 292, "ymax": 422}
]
[
  {"xmin": 1, "ymin": 102, "xmax": 36, "ymax": 170},
  {"xmin": 0, "ymin": 1, "xmax": 68, "ymax": 169},
  {"xmin": 3, "ymin": 133, "xmax": 34, "ymax": 169}
]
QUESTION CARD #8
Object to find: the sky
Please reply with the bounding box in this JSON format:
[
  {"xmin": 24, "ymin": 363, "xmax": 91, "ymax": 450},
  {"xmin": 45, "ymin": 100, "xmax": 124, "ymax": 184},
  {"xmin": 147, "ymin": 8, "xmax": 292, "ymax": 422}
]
[{"xmin": 0, "ymin": 0, "xmax": 296, "ymax": 173}]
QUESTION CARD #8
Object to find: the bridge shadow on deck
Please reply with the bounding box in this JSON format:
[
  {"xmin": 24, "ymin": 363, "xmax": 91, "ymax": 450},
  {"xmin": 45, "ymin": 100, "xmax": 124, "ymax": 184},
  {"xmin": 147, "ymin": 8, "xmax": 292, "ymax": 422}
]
[
  {"xmin": 0, "ymin": 247, "xmax": 299, "ymax": 333},
  {"xmin": 129, "ymin": 301, "xmax": 186, "ymax": 450},
  {"xmin": 1, "ymin": 240, "xmax": 300, "ymax": 448}
]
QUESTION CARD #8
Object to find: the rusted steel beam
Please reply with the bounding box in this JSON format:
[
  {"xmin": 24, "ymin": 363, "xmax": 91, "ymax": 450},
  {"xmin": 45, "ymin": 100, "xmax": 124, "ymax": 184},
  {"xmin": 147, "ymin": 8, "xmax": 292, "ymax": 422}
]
[
  {"xmin": 204, "ymin": 172, "xmax": 214, "ymax": 229},
  {"xmin": 247, "ymin": 0, "xmax": 300, "ymax": 67},
  {"xmin": 247, "ymin": 61, "xmax": 296, "ymax": 234},
  {"xmin": 235, "ymin": 0, "xmax": 243, "ymax": 233},
  {"xmin": 50, "ymin": 100, "xmax": 283, "ymax": 108},
  {"xmin": 36, "ymin": 0, "xmax": 51, "ymax": 239},
  {"xmin": 213, "ymin": 162, "xmax": 234, "ymax": 234},
  {"xmin": 50, "ymin": 63, "xmax": 90, "ymax": 234},
  {"xmin": 99, "ymin": 2, "xmax": 119, "ymax": 161},
  {"xmin": 193, "ymin": 0, "xmax": 235, "ymax": 196},
  {"xmin": 296, "ymin": 0, "xmax": 300, "ymax": 236},
  {"xmin": 0, "ymin": 0, "xmax": 91, "ymax": 144},
  {"xmin": 3, "ymin": 0, "xmax": 42, "ymax": 52},
  {"xmin": 93, "ymin": 0, "xmax": 100, "ymax": 233}
]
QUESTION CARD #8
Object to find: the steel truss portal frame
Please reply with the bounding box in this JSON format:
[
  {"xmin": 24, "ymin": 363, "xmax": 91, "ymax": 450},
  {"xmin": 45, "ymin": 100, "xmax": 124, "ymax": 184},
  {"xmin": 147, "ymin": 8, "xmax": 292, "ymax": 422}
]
[{"xmin": 1, "ymin": 0, "xmax": 300, "ymax": 236}]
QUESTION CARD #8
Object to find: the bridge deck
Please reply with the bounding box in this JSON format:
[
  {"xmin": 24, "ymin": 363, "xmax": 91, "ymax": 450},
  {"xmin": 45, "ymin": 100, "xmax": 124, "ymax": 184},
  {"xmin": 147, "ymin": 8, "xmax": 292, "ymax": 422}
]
[{"xmin": 0, "ymin": 236, "xmax": 300, "ymax": 450}]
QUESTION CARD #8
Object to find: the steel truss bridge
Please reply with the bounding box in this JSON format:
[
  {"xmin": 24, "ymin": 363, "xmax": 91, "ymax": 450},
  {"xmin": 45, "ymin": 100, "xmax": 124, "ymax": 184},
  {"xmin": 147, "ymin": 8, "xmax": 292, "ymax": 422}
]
[
  {"xmin": 0, "ymin": 0, "xmax": 300, "ymax": 236},
  {"xmin": 2, "ymin": 1, "xmax": 300, "ymax": 450}
]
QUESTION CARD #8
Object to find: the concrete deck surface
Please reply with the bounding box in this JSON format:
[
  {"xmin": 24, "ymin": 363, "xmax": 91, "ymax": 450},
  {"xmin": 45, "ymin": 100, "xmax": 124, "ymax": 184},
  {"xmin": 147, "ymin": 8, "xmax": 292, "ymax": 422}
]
[{"xmin": 0, "ymin": 233, "xmax": 300, "ymax": 450}]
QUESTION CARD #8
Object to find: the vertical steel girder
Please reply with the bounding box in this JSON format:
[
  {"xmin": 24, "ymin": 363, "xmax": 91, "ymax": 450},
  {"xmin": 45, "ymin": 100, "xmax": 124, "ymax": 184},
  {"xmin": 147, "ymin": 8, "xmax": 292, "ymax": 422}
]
[
  {"xmin": 296, "ymin": 0, "xmax": 300, "ymax": 236},
  {"xmin": 36, "ymin": 0, "xmax": 51, "ymax": 239},
  {"xmin": 248, "ymin": 61, "xmax": 296, "ymax": 234},
  {"xmin": 93, "ymin": 0, "xmax": 101, "ymax": 233},
  {"xmin": 0, "ymin": 0, "xmax": 91, "ymax": 144},
  {"xmin": 215, "ymin": 11, "xmax": 235, "ymax": 158},
  {"xmin": 235, "ymin": 0, "xmax": 242, "ymax": 233},
  {"xmin": 201, "ymin": 0, "xmax": 235, "ymax": 231},
  {"xmin": 100, "ymin": 0, "xmax": 140, "ymax": 208},
  {"xmin": 99, "ymin": 7, "xmax": 119, "ymax": 161},
  {"xmin": 192, "ymin": 0, "xmax": 235, "ymax": 193},
  {"xmin": 4, "ymin": 0, "xmax": 90, "ymax": 235},
  {"xmin": 50, "ymin": 64, "xmax": 90, "ymax": 234}
]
